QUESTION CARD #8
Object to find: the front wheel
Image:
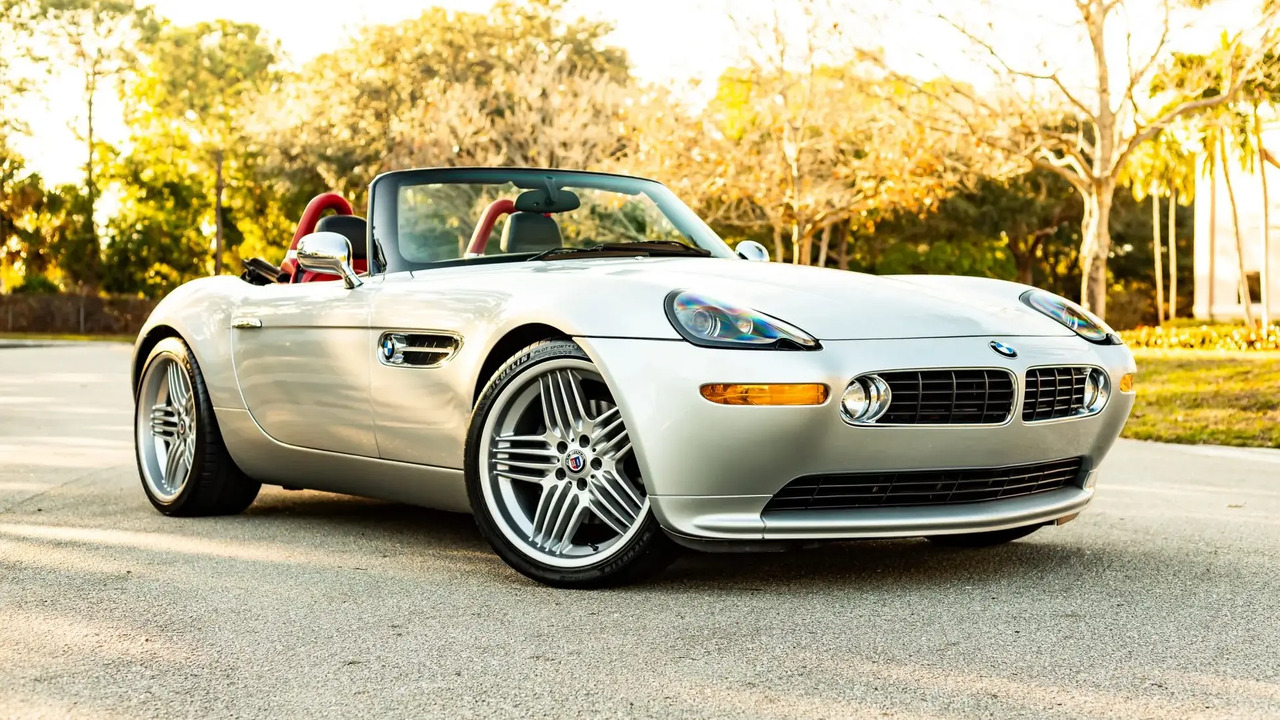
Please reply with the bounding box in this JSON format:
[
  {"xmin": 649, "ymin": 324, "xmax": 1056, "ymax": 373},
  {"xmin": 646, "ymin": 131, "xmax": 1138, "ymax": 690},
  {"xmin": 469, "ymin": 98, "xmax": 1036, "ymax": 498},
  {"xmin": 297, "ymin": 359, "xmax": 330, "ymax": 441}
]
[
  {"xmin": 134, "ymin": 337, "xmax": 260, "ymax": 516},
  {"xmin": 465, "ymin": 340, "xmax": 676, "ymax": 588},
  {"xmin": 926, "ymin": 523, "xmax": 1043, "ymax": 547}
]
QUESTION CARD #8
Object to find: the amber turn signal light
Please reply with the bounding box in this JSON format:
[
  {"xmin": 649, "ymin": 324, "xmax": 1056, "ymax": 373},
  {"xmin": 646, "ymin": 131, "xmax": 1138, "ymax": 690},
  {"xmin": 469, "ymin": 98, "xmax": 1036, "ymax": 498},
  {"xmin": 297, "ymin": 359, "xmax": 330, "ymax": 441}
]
[
  {"xmin": 1118, "ymin": 373, "xmax": 1134, "ymax": 393},
  {"xmin": 699, "ymin": 383, "xmax": 830, "ymax": 406}
]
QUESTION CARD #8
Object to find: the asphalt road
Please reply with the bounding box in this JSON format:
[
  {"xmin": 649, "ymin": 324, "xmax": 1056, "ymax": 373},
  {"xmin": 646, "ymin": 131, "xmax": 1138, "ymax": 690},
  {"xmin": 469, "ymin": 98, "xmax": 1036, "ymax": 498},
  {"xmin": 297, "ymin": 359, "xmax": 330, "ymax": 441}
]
[{"xmin": 1, "ymin": 341, "xmax": 1278, "ymax": 720}]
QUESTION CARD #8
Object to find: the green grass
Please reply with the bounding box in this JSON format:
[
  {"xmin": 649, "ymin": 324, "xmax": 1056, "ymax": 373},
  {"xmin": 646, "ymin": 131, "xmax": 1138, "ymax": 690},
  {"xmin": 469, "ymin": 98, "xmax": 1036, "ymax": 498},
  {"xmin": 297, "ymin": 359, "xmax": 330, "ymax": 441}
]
[
  {"xmin": 1125, "ymin": 349, "xmax": 1280, "ymax": 448},
  {"xmin": 0, "ymin": 332, "xmax": 134, "ymax": 343}
]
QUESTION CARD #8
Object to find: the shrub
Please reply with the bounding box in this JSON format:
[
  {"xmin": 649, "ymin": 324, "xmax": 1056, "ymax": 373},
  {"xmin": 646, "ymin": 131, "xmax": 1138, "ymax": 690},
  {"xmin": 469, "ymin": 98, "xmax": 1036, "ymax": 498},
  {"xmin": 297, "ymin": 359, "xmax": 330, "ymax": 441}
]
[
  {"xmin": 13, "ymin": 274, "xmax": 62, "ymax": 295},
  {"xmin": 1121, "ymin": 322, "xmax": 1280, "ymax": 351}
]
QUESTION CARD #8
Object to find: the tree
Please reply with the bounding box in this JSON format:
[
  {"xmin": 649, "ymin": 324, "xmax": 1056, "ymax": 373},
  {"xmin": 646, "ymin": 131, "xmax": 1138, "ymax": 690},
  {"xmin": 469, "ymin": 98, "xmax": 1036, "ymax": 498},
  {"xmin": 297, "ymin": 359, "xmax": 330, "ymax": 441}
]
[
  {"xmin": 389, "ymin": 61, "xmax": 630, "ymax": 171},
  {"xmin": 0, "ymin": 0, "xmax": 39, "ymax": 137},
  {"xmin": 128, "ymin": 19, "xmax": 278, "ymax": 275},
  {"xmin": 1242, "ymin": 53, "xmax": 1280, "ymax": 325},
  {"xmin": 38, "ymin": 0, "xmax": 147, "ymax": 288},
  {"xmin": 865, "ymin": 0, "xmax": 1280, "ymax": 318},
  {"xmin": 865, "ymin": 169, "xmax": 1081, "ymax": 289},
  {"xmin": 0, "ymin": 156, "xmax": 96, "ymax": 292},
  {"xmin": 1216, "ymin": 122, "xmax": 1257, "ymax": 325},
  {"xmin": 101, "ymin": 133, "xmax": 209, "ymax": 296},
  {"xmin": 1253, "ymin": 106, "xmax": 1272, "ymax": 326},
  {"xmin": 1119, "ymin": 127, "xmax": 1195, "ymax": 324},
  {"xmin": 709, "ymin": 2, "xmax": 975, "ymax": 265},
  {"xmin": 258, "ymin": 0, "xmax": 627, "ymax": 207},
  {"xmin": 0, "ymin": 145, "xmax": 47, "ymax": 287}
]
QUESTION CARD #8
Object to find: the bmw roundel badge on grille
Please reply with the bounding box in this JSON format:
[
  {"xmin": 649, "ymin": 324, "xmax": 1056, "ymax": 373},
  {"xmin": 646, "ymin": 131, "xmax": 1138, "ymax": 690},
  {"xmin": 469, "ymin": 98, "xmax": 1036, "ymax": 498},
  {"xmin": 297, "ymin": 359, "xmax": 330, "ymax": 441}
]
[{"xmin": 989, "ymin": 341, "xmax": 1018, "ymax": 358}]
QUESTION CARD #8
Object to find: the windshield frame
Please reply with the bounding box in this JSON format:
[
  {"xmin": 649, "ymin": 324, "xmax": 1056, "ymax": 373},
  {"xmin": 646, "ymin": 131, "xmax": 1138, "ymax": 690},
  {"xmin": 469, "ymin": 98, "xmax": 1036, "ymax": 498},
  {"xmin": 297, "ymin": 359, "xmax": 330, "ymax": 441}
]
[{"xmin": 367, "ymin": 167, "xmax": 735, "ymax": 274}]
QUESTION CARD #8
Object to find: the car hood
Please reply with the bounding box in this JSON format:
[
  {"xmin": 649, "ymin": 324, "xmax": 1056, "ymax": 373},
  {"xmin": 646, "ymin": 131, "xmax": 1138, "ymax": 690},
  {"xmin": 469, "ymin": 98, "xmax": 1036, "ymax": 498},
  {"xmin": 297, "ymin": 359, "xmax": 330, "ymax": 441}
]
[{"xmin": 506, "ymin": 257, "xmax": 1074, "ymax": 341}]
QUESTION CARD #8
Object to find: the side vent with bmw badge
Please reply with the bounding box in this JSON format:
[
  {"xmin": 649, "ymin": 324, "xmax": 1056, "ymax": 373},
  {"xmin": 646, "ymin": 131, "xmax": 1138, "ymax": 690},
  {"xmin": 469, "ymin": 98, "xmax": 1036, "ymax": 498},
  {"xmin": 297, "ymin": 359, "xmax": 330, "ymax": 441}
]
[{"xmin": 378, "ymin": 332, "xmax": 461, "ymax": 368}]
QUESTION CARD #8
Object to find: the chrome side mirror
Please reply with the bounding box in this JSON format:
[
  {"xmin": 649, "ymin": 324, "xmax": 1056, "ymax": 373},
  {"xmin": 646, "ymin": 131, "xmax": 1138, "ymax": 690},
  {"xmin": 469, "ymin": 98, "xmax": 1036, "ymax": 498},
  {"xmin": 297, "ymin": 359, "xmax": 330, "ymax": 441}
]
[
  {"xmin": 296, "ymin": 231, "xmax": 362, "ymax": 289},
  {"xmin": 735, "ymin": 240, "xmax": 770, "ymax": 262}
]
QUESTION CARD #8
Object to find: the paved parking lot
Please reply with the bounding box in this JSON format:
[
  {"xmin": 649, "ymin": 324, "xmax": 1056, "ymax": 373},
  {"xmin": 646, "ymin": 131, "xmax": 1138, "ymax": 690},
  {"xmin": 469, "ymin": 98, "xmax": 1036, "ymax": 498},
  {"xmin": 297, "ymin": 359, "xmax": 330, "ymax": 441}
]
[{"xmin": 1, "ymin": 341, "xmax": 1278, "ymax": 719}]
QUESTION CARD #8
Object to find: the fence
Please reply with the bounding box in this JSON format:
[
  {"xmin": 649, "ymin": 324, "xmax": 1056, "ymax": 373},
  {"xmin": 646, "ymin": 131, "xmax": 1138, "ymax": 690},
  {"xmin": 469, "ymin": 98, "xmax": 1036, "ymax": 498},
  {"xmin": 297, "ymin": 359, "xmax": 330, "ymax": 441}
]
[{"xmin": 0, "ymin": 294, "xmax": 158, "ymax": 336}]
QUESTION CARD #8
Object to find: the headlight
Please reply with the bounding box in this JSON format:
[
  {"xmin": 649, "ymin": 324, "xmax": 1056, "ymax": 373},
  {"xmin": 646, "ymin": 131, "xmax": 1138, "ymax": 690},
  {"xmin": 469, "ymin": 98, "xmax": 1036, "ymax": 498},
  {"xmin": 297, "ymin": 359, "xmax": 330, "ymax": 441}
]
[
  {"xmin": 1019, "ymin": 289, "xmax": 1118, "ymax": 344},
  {"xmin": 665, "ymin": 290, "xmax": 819, "ymax": 350}
]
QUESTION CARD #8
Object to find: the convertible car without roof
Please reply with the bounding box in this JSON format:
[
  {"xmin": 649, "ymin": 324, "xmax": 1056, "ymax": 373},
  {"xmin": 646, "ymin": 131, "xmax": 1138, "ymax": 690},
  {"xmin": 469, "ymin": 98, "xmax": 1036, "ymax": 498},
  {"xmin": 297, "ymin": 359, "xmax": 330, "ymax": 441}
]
[{"xmin": 131, "ymin": 166, "xmax": 1136, "ymax": 587}]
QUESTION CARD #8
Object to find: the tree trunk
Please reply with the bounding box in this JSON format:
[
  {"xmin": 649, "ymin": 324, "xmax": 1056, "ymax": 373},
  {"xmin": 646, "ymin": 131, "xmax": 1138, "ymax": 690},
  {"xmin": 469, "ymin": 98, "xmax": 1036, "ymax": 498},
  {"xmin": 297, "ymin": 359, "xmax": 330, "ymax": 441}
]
[
  {"xmin": 1256, "ymin": 109, "xmax": 1272, "ymax": 327},
  {"xmin": 85, "ymin": 74, "xmax": 95, "ymax": 251},
  {"xmin": 790, "ymin": 221, "xmax": 802, "ymax": 265},
  {"xmin": 1014, "ymin": 246, "xmax": 1035, "ymax": 286},
  {"xmin": 1168, "ymin": 190, "xmax": 1177, "ymax": 321},
  {"xmin": 1219, "ymin": 134, "xmax": 1256, "ymax": 327},
  {"xmin": 214, "ymin": 149, "xmax": 225, "ymax": 276},
  {"xmin": 1153, "ymin": 194, "xmax": 1165, "ymax": 326},
  {"xmin": 1208, "ymin": 163, "xmax": 1217, "ymax": 319},
  {"xmin": 816, "ymin": 224, "xmax": 832, "ymax": 268},
  {"xmin": 837, "ymin": 222, "xmax": 850, "ymax": 270},
  {"xmin": 1080, "ymin": 0, "xmax": 1114, "ymax": 318},
  {"xmin": 1079, "ymin": 184, "xmax": 1113, "ymax": 317},
  {"xmin": 772, "ymin": 225, "xmax": 784, "ymax": 263}
]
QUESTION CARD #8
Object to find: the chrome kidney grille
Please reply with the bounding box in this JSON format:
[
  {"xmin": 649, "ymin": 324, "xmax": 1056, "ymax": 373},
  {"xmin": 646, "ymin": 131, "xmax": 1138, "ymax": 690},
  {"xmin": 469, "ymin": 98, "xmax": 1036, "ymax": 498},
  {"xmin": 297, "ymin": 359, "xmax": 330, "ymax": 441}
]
[
  {"xmin": 1022, "ymin": 367, "xmax": 1088, "ymax": 422},
  {"xmin": 765, "ymin": 457, "xmax": 1085, "ymax": 511},
  {"xmin": 873, "ymin": 369, "xmax": 1015, "ymax": 425}
]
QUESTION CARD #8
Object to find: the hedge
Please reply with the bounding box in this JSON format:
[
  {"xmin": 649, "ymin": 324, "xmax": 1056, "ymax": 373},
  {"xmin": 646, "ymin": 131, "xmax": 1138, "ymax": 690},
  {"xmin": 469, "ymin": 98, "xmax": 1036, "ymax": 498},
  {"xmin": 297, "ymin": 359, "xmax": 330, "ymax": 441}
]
[
  {"xmin": 1120, "ymin": 323, "xmax": 1280, "ymax": 351},
  {"xmin": 0, "ymin": 294, "xmax": 157, "ymax": 336}
]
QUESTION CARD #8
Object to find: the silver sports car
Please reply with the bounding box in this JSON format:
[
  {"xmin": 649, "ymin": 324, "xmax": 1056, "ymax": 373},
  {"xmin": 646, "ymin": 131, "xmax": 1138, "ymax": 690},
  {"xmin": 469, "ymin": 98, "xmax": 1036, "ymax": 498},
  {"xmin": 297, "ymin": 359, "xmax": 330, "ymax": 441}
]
[{"xmin": 131, "ymin": 167, "xmax": 1136, "ymax": 587}]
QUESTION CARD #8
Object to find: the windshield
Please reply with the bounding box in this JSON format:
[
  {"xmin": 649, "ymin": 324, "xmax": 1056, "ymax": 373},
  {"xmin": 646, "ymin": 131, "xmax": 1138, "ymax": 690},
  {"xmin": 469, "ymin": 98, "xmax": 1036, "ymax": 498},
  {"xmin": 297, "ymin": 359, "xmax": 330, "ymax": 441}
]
[{"xmin": 370, "ymin": 168, "xmax": 735, "ymax": 273}]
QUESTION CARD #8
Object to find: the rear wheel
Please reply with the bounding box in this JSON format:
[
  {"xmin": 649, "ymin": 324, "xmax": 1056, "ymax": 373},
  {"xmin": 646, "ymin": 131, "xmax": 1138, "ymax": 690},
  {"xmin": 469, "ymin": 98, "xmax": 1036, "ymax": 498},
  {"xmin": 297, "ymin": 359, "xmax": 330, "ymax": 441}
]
[
  {"xmin": 926, "ymin": 524, "xmax": 1043, "ymax": 547},
  {"xmin": 135, "ymin": 337, "xmax": 260, "ymax": 516},
  {"xmin": 465, "ymin": 340, "xmax": 676, "ymax": 588}
]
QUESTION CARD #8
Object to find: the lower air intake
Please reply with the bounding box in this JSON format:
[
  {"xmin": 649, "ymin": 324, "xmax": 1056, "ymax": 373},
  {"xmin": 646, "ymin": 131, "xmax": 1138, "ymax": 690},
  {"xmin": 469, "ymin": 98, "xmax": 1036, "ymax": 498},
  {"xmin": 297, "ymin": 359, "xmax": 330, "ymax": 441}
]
[{"xmin": 764, "ymin": 457, "xmax": 1085, "ymax": 511}]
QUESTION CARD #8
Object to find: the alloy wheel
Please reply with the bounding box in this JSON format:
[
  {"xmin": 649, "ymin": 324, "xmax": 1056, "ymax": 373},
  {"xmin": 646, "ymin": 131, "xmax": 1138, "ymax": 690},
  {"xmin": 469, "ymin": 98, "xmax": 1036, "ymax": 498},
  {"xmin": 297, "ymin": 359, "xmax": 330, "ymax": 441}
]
[
  {"xmin": 136, "ymin": 356, "xmax": 198, "ymax": 502},
  {"xmin": 479, "ymin": 358, "xmax": 648, "ymax": 568}
]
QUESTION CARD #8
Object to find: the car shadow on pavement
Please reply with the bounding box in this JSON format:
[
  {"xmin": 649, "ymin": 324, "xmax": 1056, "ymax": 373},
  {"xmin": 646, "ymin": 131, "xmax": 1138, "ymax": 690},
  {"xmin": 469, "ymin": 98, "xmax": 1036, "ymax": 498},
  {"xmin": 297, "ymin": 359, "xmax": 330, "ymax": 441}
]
[
  {"xmin": 651, "ymin": 538, "xmax": 1090, "ymax": 592},
  {"xmin": 241, "ymin": 489, "xmax": 1097, "ymax": 591},
  {"xmin": 245, "ymin": 489, "xmax": 487, "ymax": 548}
]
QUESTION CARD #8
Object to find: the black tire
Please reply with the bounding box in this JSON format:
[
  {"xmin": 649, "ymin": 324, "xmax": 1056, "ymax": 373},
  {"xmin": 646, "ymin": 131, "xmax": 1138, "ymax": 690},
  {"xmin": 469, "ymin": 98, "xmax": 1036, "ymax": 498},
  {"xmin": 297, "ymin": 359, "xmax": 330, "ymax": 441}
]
[
  {"xmin": 926, "ymin": 523, "xmax": 1043, "ymax": 547},
  {"xmin": 134, "ymin": 337, "xmax": 260, "ymax": 516},
  {"xmin": 465, "ymin": 339, "xmax": 677, "ymax": 588}
]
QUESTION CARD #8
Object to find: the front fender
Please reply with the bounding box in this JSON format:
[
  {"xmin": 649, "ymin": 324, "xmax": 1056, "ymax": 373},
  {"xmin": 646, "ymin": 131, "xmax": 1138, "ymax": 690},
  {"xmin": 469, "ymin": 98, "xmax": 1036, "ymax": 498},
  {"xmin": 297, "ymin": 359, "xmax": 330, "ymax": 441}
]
[{"xmin": 132, "ymin": 276, "xmax": 247, "ymax": 409}]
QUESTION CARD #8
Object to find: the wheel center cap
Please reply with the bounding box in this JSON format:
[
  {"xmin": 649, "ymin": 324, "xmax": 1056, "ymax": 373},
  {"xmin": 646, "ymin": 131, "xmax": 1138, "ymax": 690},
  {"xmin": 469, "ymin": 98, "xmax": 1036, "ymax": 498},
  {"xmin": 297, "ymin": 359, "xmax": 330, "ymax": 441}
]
[
  {"xmin": 564, "ymin": 449, "xmax": 588, "ymax": 475},
  {"xmin": 177, "ymin": 420, "xmax": 187, "ymax": 435}
]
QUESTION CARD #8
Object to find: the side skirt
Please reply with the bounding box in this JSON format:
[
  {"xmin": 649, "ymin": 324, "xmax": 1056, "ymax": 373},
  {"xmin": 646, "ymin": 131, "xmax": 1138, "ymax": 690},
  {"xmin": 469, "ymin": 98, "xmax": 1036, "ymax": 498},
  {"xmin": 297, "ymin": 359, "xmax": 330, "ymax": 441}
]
[{"xmin": 215, "ymin": 407, "xmax": 470, "ymax": 512}]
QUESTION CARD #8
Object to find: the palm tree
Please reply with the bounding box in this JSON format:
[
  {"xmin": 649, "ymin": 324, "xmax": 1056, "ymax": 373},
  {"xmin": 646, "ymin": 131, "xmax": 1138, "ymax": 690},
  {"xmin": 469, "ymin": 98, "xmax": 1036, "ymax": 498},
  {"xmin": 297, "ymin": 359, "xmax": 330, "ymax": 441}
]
[
  {"xmin": 1153, "ymin": 44, "xmax": 1278, "ymax": 325},
  {"xmin": 1252, "ymin": 106, "xmax": 1272, "ymax": 327},
  {"xmin": 1119, "ymin": 128, "xmax": 1194, "ymax": 325},
  {"xmin": 1216, "ymin": 118, "xmax": 1257, "ymax": 327},
  {"xmin": 1242, "ymin": 53, "xmax": 1280, "ymax": 326}
]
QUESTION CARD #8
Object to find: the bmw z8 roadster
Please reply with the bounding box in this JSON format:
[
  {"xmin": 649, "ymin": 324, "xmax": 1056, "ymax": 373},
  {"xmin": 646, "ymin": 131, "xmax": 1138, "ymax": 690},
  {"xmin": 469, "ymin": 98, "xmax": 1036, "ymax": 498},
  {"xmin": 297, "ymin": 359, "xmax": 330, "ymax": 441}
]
[{"xmin": 131, "ymin": 167, "xmax": 1136, "ymax": 587}]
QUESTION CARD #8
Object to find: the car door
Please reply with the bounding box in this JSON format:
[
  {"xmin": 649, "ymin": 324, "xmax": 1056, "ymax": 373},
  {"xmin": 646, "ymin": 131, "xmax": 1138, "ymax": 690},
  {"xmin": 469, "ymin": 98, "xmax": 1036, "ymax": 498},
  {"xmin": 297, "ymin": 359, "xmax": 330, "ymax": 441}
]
[
  {"xmin": 368, "ymin": 271, "xmax": 486, "ymax": 469},
  {"xmin": 230, "ymin": 277, "xmax": 379, "ymax": 457}
]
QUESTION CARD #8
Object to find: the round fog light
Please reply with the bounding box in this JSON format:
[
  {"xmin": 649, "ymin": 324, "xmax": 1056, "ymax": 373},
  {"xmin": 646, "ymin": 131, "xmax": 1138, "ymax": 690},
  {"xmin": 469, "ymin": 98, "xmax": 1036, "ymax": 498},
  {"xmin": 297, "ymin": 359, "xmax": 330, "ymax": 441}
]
[
  {"xmin": 842, "ymin": 376, "xmax": 891, "ymax": 423},
  {"xmin": 1083, "ymin": 369, "xmax": 1110, "ymax": 413},
  {"xmin": 841, "ymin": 381, "xmax": 869, "ymax": 419}
]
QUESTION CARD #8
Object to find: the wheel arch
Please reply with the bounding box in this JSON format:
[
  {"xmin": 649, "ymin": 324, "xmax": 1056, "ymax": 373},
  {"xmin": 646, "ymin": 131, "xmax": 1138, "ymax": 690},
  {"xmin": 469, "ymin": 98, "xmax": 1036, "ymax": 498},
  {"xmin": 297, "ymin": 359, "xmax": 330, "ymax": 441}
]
[
  {"xmin": 132, "ymin": 324, "xmax": 184, "ymax": 396},
  {"xmin": 472, "ymin": 323, "xmax": 569, "ymax": 406}
]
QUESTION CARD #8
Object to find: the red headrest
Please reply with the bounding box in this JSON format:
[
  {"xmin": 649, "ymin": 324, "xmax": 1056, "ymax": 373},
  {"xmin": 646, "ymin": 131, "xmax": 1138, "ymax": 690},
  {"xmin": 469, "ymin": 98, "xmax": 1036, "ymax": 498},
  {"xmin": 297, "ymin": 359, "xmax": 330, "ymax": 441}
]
[{"xmin": 281, "ymin": 192, "xmax": 354, "ymax": 280}]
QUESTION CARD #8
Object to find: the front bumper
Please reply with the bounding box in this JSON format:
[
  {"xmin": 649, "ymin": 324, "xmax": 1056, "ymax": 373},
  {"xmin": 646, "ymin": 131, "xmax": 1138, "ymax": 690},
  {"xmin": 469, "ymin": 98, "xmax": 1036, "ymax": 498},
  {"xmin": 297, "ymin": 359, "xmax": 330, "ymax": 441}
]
[{"xmin": 578, "ymin": 334, "xmax": 1134, "ymax": 541}]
